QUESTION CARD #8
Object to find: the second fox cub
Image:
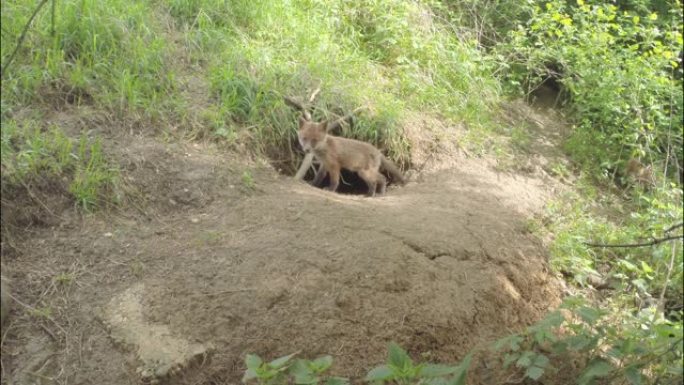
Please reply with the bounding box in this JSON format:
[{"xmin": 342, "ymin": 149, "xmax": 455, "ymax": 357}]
[{"xmin": 298, "ymin": 117, "xmax": 406, "ymax": 196}]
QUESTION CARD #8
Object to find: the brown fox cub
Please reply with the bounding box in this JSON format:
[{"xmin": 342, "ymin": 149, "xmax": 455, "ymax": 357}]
[{"xmin": 297, "ymin": 116, "xmax": 405, "ymax": 196}]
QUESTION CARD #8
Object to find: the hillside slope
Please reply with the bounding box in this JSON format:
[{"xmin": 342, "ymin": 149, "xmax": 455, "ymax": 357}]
[{"xmin": 1, "ymin": 100, "xmax": 570, "ymax": 383}]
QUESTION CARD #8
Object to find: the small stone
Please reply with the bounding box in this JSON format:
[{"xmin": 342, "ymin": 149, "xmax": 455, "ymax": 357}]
[{"xmin": 190, "ymin": 218, "xmax": 199, "ymax": 223}]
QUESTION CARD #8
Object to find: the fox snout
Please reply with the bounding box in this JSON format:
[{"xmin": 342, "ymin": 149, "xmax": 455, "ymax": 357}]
[{"xmin": 298, "ymin": 134, "xmax": 312, "ymax": 152}]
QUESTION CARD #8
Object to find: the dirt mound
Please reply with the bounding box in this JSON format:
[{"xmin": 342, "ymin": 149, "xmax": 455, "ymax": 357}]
[{"xmin": 1, "ymin": 130, "xmax": 563, "ymax": 384}]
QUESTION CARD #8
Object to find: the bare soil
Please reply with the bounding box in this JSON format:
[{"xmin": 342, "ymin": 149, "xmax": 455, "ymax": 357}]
[{"xmin": 0, "ymin": 96, "xmax": 574, "ymax": 384}]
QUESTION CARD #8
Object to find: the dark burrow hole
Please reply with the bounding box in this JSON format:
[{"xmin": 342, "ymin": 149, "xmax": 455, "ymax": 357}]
[
  {"xmin": 299, "ymin": 166, "xmax": 400, "ymax": 196},
  {"xmin": 528, "ymin": 62, "xmax": 570, "ymax": 109}
]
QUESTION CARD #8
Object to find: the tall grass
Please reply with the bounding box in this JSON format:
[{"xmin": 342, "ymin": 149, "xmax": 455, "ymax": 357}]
[
  {"xmin": 159, "ymin": 0, "xmax": 501, "ymax": 169},
  {"xmin": 2, "ymin": 0, "xmax": 502, "ymax": 176},
  {"xmin": 1, "ymin": 0, "xmax": 175, "ymax": 119},
  {"xmin": 1, "ymin": 119, "xmax": 119, "ymax": 211}
]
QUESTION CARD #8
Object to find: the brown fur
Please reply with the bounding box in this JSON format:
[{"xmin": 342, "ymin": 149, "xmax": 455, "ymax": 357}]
[
  {"xmin": 624, "ymin": 158, "xmax": 655, "ymax": 188},
  {"xmin": 298, "ymin": 117, "xmax": 405, "ymax": 196}
]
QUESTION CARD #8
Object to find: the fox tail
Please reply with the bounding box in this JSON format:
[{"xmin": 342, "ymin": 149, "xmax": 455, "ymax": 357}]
[{"xmin": 380, "ymin": 156, "xmax": 406, "ymax": 185}]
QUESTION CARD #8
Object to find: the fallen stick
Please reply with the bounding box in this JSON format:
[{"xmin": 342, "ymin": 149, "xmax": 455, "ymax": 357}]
[{"xmin": 294, "ymin": 152, "xmax": 315, "ymax": 181}]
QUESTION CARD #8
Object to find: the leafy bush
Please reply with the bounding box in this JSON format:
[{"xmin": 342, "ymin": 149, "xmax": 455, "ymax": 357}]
[
  {"xmin": 365, "ymin": 342, "xmax": 472, "ymax": 385},
  {"xmin": 496, "ymin": 0, "xmax": 683, "ymax": 178},
  {"xmin": 243, "ymin": 343, "xmax": 472, "ymax": 385},
  {"xmin": 242, "ymin": 352, "xmax": 348, "ymax": 385},
  {"xmin": 539, "ymin": 177, "xmax": 683, "ymax": 317},
  {"xmin": 495, "ymin": 297, "xmax": 683, "ymax": 384}
]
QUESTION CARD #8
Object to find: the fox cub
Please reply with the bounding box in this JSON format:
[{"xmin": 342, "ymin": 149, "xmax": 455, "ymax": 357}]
[{"xmin": 298, "ymin": 116, "xmax": 405, "ymax": 196}]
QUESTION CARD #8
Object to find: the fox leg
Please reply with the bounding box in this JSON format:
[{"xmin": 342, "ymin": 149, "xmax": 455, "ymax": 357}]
[
  {"xmin": 376, "ymin": 173, "xmax": 387, "ymax": 195},
  {"xmin": 326, "ymin": 167, "xmax": 340, "ymax": 192},
  {"xmin": 358, "ymin": 169, "xmax": 378, "ymax": 197},
  {"xmin": 311, "ymin": 167, "xmax": 328, "ymax": 187}
]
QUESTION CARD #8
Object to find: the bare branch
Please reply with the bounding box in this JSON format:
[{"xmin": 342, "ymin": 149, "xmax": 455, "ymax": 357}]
[
  {"xmin": 663, "ymin": 222, "xmax": 684, "ymax": 234},
  {"xmin": 283, "ymin": 96, "xmax": 311, "ymax": 121},
  {"xmin": 584, "ymin": 235, "xmax": 683, "ymax": 248},
  {"xmin": 308, "ymin": 83, "xmax": 321, "ymax": 104},
  {"xmin": 1, "ymin": 0, "xmax": 50, "ymax": 81},
  {"xmin": 328, "ymin": 106, "xmax": 367, "ymax": 132},
  {"xmin": 294, "ymin": 152, "xmax": 315, "ymax": 181}
]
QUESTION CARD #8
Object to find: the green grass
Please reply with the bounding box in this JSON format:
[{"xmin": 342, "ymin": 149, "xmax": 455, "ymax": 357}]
[
  {"xmin": 1, "ymin": 0, "xmax": 176, "ymax": 120},
  {"xmin": 536, "ymin": 175, "xmax": 683, "ymax": 306},
  {"xmin": 2, "ymin": 0, "xmax": 502, "ymax": 173},
  {"xmin": 159, "ymin": 0, "xmax": 501, "ymax": 169},
  {"xmin": 0, "ymin": 119, "xmax": 119, "ymax": 211}
]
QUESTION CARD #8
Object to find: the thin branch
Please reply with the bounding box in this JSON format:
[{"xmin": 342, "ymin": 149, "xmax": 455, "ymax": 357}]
[
  {"xmin": 1, "ymin": 0, "xmax": 50, "ymax": 81},
  {"xmin": 50, "ymin": 0, "xmax": 56, "ymax": 37},
  {"xmin": 328, "ymin": 106, "xmax": 367, "ymax": 132},
  {"xmin": 584, "ymin": 235, "xmax": 683, "ymax": 248},
  {"xmin": 658, "ymin": 241, "xmax": 678, "ymax": 312},
  {"xmin": 663, "ymin": 222, "xmax": 684, "ymax": 234},
  {"xmin": 283, "ymin": 96, "xmax": 311, "ymax": 121},
  {"xmin": 294, "ymin": 152, "xmax": 314, "ymax": 181},
  {"xmin": 308, "ymin": 83, "xmax": 321, "ymax": 104}
]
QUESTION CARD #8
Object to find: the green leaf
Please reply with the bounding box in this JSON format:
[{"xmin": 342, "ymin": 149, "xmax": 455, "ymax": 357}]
[
  {"xmin": 311, "ymin": 355, "xmax": 333, "ymax": 373},
  {"xmin": 624, "ymin": 365, "xmax": 642, "ymax": 385},
  {"xmin": 525, "ymin": 366, "xmax": 544, "ymax": 380},
  {"xmin": 289, "ymin": 360, "xmax": 313, "ymax": 380},
  {"xmin": 446, "ymin": 352, "xmax": 473, "ymax": 385},
  {"xmin": 503, "ymin": 353, "xmax": 518, "ymax": 369},
  {"xmin": 245, "ymin": 354, "xmax": 263, "ymax": 370},
  {"xmin": 493, "ymin": 335, "xmax": 523, "ymax": 351},
  {"xmin": 242, "ymin": 368, "xmax": 258, "ymax": 383},
  {"xmin": 269, "ymin": 352, "xmax": 297, "ymax": 369},
  {"xmin": 579, "ymin": 358, "xmax": 613, "ymax": 385},
  {"xmin": 424, "ymin": 378, "xmax": 450, "ymax": 385},
  {"xmin": 388, "ymin": 342, "xmax": 412, "ymax": 369},
  {"xmin": 532, "ymin": 354, "xmax": 549, "ymax": 368},
  {"xmin": 640, "ymin": 261, "xmax": 653, "ymax": 274},
  {"xmin": 516, "ymin": 351, "xmax": 534, "ymax": 368},
  {"xmin": 420, "ymin": 364, "xmax": 459, "ymax": 378},
  {"xmin": 566, "ymin": 335, "xmax": 598, "ymax": 351},
  {"xmin": 539, "ymin": 310, "xmax": 565, "ymax": 328},
  {"xmin": 293, "ymin": 373, "xmax": 317, "ymax": 385},
  {"xmin": 324, "ymin": 377, "xmax": 349, "ymax": 385},
  {"xmin": 576, "ymin": 306, "xmax": 600, "ymax": 324},
  {"xmin": 365, "ymin": 365, "xmax": 394, "ymax": 382}
]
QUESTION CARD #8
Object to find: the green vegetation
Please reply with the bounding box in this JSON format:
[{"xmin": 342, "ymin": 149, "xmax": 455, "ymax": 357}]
[
  {"xmin": 242, "ymin": 343, "xmax": 472, "ymax": 385},
  {"xmin": 0, "ymin": 119, "xmax": 118, "ymax": 211},
  {"xmin": 1, "ymin": 0, "xmax": 175, "ymax": 119},
  {"xmin": 496, "ymin": 0, "xmax": 683, "ymax": 177},
  {"xmin": 365, "ymin": 342, "xmax": 471, "ymax": 385},
  {"xmin": 243, "ymin": 352, "xmax": 349, "ymax": 385},
  {"xmin": 160, "ymin": 0, "xmax": 500, "ymax": 167},
  {"xmin": 1, "ymin": 0, "xmax": 682, "ymax": 383},
  {"xmin": 495, "ymin": 297, "xmax": 683, "ymax": 384}
]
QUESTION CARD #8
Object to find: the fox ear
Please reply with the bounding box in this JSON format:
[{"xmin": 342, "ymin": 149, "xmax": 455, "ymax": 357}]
[
  {"xmin": 321, "ymin": 121, "xmax": 329, "ymax": 132},
  {"xmin": 298, "ymin": 116, "xmax": 307, "ymax": 127}
]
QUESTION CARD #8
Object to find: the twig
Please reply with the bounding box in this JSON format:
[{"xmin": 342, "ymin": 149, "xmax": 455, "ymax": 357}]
[
  {"xmin": 584, "ymin": 235, "xmax": 683, "ymax": 248},
  {"xmin": 658, "ymin": 241, "xmax": 678, "ymax": 312},
  {"xmin": 294, "ymin": 152, "xmax": 314, "ymax": 181},
  {"xmin": 328, "ymin": 106, "xmax": 367, "ymax": 132},
  {"xmin": 663, "ymin": 222, "xmax": 684, "ymax": 234},
  {"xmin": 308, "ymin": 83, "xmax": 321, "ymax": 104},
  {"xmin": 191, "ymin": 289, "xmax": 255, "ymax": 297},
  {"xmin": 7, "ymin": 292, "xmax": 67, "ymax": 338},
  {"xmin": 1, "ymin": 0, "xmax": 50, "ymax": 80},
  {"xmin": 50, "ymin": 0, "xmax": 56, "ymax": 37},
  {"xmin": 19, "ymin": 180, "xmax": 63, "ymax": 220},
  {"xmin": 283, "ymin": 96, "xmax": 311, "ymax": 121}
]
